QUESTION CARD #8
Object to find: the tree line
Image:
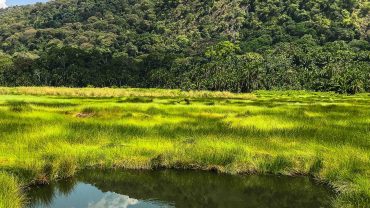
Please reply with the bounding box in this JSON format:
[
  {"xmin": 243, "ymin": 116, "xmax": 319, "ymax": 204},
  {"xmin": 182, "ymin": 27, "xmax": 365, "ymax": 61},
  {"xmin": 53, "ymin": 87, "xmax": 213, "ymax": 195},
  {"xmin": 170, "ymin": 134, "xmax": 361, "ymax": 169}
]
[{"xmin": 0, "ymin": 0, "xmax": 369, "ymax": 93}]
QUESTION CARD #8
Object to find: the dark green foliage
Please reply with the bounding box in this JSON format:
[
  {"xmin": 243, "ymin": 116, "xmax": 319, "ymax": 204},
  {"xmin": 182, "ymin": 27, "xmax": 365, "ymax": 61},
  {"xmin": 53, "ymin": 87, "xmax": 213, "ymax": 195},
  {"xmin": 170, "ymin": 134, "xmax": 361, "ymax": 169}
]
[{"xmin": 0, "ymin": 0, "xmax": 369, "ymax": 93}]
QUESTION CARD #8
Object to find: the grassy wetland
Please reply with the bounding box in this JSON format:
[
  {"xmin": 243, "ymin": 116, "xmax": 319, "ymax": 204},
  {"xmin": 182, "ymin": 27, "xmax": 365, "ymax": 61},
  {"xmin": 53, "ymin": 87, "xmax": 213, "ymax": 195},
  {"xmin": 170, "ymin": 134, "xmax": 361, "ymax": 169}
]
[{"xmin": 0, "ymin": 87, "xmax": 369, "ymax": 207}]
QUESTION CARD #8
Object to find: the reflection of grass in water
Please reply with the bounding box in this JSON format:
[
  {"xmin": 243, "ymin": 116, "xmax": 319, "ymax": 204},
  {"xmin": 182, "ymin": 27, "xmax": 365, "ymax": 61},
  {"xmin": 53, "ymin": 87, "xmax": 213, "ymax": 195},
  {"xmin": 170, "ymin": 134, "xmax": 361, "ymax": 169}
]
[
  {"xmin": 0, "ymin": 88, "xmax": 369, "ymax": 207},
  {"xmin": 26, "ymin": 182, "xmax": 56, "ymax": 207}
]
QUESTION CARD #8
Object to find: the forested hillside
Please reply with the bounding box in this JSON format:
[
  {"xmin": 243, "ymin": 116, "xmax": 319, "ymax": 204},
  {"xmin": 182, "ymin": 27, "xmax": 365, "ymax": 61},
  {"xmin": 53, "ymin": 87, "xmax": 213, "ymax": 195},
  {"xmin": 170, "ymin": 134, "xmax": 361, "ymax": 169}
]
[{"xmin": 0, "ymin": 0, "xmax": 369, "ymax": 93}]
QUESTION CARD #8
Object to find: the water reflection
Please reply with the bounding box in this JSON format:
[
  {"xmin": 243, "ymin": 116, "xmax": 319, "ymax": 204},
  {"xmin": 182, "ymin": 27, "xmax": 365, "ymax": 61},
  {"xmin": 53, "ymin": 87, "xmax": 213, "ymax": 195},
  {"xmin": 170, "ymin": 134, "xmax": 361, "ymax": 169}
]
[
  {"xmin": 27, "ymin": 170, "xmax": 334, "ymax": 208},
  {"xmin": 88, "ymin": 192, "xmax": 138, "ymax": 208}
]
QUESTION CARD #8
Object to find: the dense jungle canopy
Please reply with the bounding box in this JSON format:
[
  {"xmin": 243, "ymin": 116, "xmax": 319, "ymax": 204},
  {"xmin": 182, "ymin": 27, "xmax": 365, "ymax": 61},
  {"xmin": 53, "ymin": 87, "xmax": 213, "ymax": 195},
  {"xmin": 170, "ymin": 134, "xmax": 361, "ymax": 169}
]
[{"xmin": 0, "ymin": 0, "xmax": 369, "ymax": 93}]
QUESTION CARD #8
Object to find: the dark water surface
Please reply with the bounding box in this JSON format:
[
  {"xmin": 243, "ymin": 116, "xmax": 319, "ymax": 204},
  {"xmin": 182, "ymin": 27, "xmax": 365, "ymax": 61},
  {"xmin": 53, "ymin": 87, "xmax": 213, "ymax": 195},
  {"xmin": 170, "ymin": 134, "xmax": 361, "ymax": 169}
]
[{"xmin": 27, "ymin": 170, "xmax": 334, "ymax": 208}]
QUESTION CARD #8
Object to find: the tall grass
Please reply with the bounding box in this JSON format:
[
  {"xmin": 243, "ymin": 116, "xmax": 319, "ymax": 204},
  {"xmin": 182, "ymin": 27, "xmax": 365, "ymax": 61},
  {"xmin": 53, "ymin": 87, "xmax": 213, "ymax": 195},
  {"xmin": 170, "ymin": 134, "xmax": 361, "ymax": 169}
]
[
  {"xmin": 0, "ymin": 87, "xmax": 369, "ymax": 207},
  {"xmin": 0, "ymin": 87, "xmax": 255, "ymax": 99},
  {"xmin": 0, "ymin": 173, "xmax": 24, "ymax": 208}
]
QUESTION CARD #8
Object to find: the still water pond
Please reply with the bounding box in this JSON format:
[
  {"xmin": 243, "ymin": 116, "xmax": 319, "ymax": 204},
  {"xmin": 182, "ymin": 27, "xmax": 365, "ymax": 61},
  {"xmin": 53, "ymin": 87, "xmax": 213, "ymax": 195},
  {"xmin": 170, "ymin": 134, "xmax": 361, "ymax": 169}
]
[{"xmin": 27, "ymin": 170, "xmax": 334, "ymax": 208}]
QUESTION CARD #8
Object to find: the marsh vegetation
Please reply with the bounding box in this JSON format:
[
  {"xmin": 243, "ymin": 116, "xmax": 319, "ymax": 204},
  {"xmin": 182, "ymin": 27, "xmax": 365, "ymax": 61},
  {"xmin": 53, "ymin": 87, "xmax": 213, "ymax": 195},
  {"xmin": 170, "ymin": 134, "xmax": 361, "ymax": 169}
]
[{"xmin": 0, "ymin": 87, "xmax": 369, "ymax": 207}]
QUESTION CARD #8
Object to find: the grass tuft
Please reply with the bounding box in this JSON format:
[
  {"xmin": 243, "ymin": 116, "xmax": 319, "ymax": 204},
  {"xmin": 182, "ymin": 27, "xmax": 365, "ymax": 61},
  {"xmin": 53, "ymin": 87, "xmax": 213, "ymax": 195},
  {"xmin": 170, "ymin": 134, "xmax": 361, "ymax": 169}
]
[
  {"xmin": 0, "ymin": 173, "xmax": 24, "ymax": 208},
  {"xmin": 309, "ymin": 157, "xmax": 324, "ymax": 175}
]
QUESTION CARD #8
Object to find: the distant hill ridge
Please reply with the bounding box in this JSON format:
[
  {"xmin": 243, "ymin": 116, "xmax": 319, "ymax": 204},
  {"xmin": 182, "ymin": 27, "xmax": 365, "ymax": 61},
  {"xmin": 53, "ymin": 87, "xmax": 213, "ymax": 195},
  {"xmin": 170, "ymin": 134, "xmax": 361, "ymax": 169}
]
[{"xmin": 0, "ymin": 0, "xmax": 369, "ymax": 93}]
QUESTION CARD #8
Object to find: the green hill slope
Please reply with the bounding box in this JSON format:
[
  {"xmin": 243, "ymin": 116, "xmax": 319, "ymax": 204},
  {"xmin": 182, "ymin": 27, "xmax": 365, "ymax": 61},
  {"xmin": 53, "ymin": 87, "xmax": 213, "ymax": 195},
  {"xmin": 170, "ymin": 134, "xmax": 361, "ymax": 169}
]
[{"xmin": 0, "ymin": 0, "xmax": 369, "ymax": 93}]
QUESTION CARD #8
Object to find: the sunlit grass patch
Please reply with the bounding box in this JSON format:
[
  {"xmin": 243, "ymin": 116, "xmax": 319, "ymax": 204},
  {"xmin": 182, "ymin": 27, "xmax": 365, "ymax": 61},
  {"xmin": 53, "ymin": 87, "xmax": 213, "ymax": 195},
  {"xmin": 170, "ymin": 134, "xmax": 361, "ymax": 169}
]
[
  {"xmin": 304, "ymin": 111, "xmax": 323, "ymax": 118},
  {"xmin": 120, "ymin": 115, "xmax": 191, "ymax": 127},
  {"xmin": 225, "ymin": 115, "xmax": 297, "ymax": 130},
  {"xmin": 191, "ymin": 112, "xmax": 226, "ymax": 119}
]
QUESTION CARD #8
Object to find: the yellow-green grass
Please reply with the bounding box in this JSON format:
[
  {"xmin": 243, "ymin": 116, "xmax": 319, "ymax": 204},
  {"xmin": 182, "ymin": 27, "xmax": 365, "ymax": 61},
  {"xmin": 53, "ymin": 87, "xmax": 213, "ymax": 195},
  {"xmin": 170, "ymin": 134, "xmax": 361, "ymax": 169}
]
[
  {"xmin": 0, "ymin": 173, "xmax": 24, "ymax": 208},
  {"xmin": 0, "ymin": 87, "xmax": 369, "ymax": 207}
]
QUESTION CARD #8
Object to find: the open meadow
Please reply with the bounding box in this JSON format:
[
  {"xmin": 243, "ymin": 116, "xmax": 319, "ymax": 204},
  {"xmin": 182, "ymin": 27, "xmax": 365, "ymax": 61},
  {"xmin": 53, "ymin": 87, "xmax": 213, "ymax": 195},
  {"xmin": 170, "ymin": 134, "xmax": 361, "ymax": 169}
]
[{"xmin": 0, "ymin": 87, "xmax": 369, "ymax": 208}]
